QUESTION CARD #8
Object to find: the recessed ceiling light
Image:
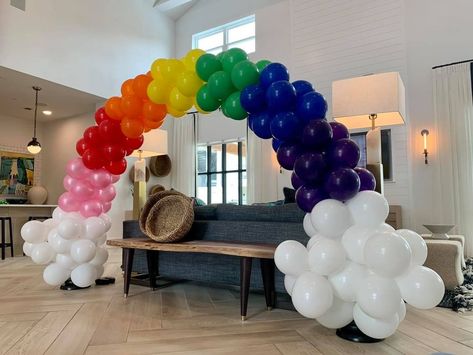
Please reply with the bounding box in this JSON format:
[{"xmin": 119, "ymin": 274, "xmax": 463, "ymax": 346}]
[{"xmin": 42, "ymin": 110, "xmax": 52, "ymax": 116}]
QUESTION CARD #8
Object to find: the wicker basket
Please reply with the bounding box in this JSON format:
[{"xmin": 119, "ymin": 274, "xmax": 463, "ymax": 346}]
[{"xmin": 139, "ymin": 190, "xmax": 184, "ymax": 234}]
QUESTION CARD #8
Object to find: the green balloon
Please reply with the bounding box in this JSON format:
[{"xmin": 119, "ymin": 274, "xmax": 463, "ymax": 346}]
[
  {"xmin": 196, "ymin": 84, "xmax": 221, "ymax": 112},
  {"xmin": 207, "ymin": 71, "xmax": 235, "ymax": 101},
  {"xmin": 216, "ymin": 51, "xmax": 225, "ymax": 62},
  {"xmin": 221, "ymin": 48, "xmax": 248, "ymax": 73},
  {"xmin": 196, "ymin": 54, "xmax": 223, "ymax": 82},
  {"xmin": 231, "ymin": 60, "xmax": 259, "ymax": 90},
  {"xmin": 256, "ymin": 59, "xmax": 271, "ymax": 71},
  {"xmin": 222, "ymin": 91, "xmax": 248, "ymax": 120}
]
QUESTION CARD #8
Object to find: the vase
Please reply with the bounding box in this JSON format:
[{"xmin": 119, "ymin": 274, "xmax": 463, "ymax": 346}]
[{"xmin": 27, "ymin": 185, "xmax": 48, "ymax": 205}]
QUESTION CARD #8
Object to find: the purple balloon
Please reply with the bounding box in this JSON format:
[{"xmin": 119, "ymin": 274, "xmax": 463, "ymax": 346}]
[
  {"xmin": 291, "ymin": 172, "xmax": 304, "ymax": 190},
  {"xmin": 355, "ymin": 167, "xmax": 376, "ymax": 191},
  {"xmin": 294, "ymin": 152, "xmax": 327, "ymax": 183},
  {"xmin": 329, "ymin": 122, "xmax": 349, "ymax": 141},
  {"xmin": 277, "ymin": 142, "xmax": 303, "ymax": 170},
  {"xmin": 270, "ymin": 111, "xmax": 302, "ymax": 141},
  {"xmin": 302, "ymin": 120, "xmax": 333, "ymax": 149},
  {"xmin": 272, "ymin": 138, "xmax": 283, "ymax": 153},
  {"xmin": 296, "ymin": 185, "xmax": 329, "ymax": 212},
  {"xmin": 325, "ymin": 168, "xmax": 360, "ymax": 201},
  {"xmin": 328, "ymin": 138, "xmax": 360, "ymax": 168}
]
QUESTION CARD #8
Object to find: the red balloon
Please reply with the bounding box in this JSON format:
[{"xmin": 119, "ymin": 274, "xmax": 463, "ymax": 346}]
[
  {"xmin": 125, "ymin": 147, "xmax": 134, "ymax": 156},
  {"xmin": 103, "ymin": 144, "xmax": 126, "ymax": 161},
  {"xmin": 76, "ymin": 138, "xmax": 88, "ymax": 156},
  {"xmin": 106, "ymin": 159, "xmax": 127, "ymax": 175},
  {"xmin": 124, "ymin": 135, "xmax": 144, "ymax": 151},
  {"xmin": 95, "ymin": 107, "xmax": 110, "ymax": 125},
  {"xmin": 82, "ymin": 148, "xmax": 104, "ymax": 170},
  {"xmin": 98, "ymin": 119, "xmax": 123, "ymax": 143},
  {"xmin": 83, "ymin": 126, "xmax": 101, "ymax": 147}
]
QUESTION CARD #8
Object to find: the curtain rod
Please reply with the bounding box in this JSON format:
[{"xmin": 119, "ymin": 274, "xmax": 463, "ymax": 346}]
[{"xmin": 432, "ymin": 59, "xmax": 473, "ymax": 69}]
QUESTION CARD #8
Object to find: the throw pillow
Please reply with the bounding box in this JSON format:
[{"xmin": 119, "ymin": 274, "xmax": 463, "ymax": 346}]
[{"xmin": 283, "ymin": 187, "xmax": 296, "ymax": 204}]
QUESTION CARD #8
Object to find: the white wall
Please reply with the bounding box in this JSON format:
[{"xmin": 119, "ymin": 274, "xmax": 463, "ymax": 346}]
[{"xmin": 0, "ymin": 0, "xmax": 175, "ymax": 98}]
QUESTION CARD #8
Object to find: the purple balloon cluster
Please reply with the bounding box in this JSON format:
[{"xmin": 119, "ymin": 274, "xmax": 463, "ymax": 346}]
[{"xmin": 241, "ymin": 63, "xmax": 376, "ymax": 212}]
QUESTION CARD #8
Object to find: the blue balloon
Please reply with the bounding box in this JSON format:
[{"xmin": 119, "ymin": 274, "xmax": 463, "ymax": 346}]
[
  {"xmin": 272, "ymin": 138, "xmax": 283, "ymax": 153},
  {"xmin": 325, "ymin": 168, "xmax": 360, "ymax": 201},
  {"xmin": 328, "ymin": 138, "xmax": 360, "ymax": 168},
  {"xmin": 250, "ymin": 112, "xmax": 273, "ymax": 139},
  {"xmin": 260, "ymin": 63, "xmax": 290, "ymax": 88},
  {"xmin": 240, "ymin": 84, "xmax": 266, "ymax": 113},
  {"xmin": 296, "ymin": 91, "xmax": 328, "ymax": 122},
  {"xmin": 266, "ymin": 81, "xmax": 297, "ymax": 112},
  {"xmin": 292, "ymin": 80, "xmax": 314, "ymax": 97},
  {"xmin": 276, "ymin": 142, "xmax": 303, "ymax": 170},
  {"xmin": 294, "ymin": 152, "xmax": 327, "ymax": 183},
  {"xmin": 270, "ymin": 111, "xmax": 302, "ymax": 141}
]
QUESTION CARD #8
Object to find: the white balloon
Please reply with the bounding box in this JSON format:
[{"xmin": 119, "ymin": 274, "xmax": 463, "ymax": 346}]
[
  {"xmin": 396, "ymin": 265, "xmax": 445, "ymax": 309},
  {"xmin": 43, "ymin": 263, "xmax": 70, "ymax": 286},
  {"xmin": 52, "ymin": 207, "xmax": 67, "ymax": 221},
  {"xmin": 307, "ymin": 234, "xmax": 323, "ymax": 250},
  {"xmin": 23, "ymin": 242, "xmax": 35, "ymax": 256},
  {"xmin": 353, "ymin": 304, "xmax": 399, "ymax": 339},
  {"xmin": 84, "ymin": 217, "xmax": 108, "ymax": 240},
  {"xmin": 316, "ymin": 297, "xmax": 354, "ymax": 329},
  {"xmin": 398, "ymin": 300, "xmax": 406, "ymax": 322},
  {"xmin": 329, "ymin": 261, "xmax": 368, "ymax": 302},
  {"xmin": 284, "ymin": 275, "xmax": 297, "ymax": 296},
  {"xmin": 347, "ymin": 191, "xmax": 389, "ymax": 227},
  {"xmin": 95, "ymin": 264, "xmax": 105, "ymax": 278},
  {"xmin": 303, "ymin": 214, "xmax": 317, "ymax": 237},
  {"xmin": 68, "ymin": 212, "xmax": 84, "ymax": 220},
  {"xmin": 56, "ymin": 253, "xmax": 78, "ymax": 270},
  {"xmin": 275, "ymin": 240, "xmax": 309, "ymax": 277},
  {"xmin": 291, "ymin": 271, "xmax": 333, "ymax": 318},
  {"xmin": 310, "ymin": 199, "xmax": 352, "ymax": 238},
  {"xmin": 308, "ymin": 238, "xmax": 346, "ymax": 276},
  {"xmin": 364, "ymin": 232, "xmax": 412, "ymax": 278},
  {"xmin": 21, "ymin": 220, "xmax": 46, "ymax": 244},
  {"xmin": 47, "ymin": 229, "xmax": 73, "ymax": 254},
  {"xmin": 95, "ymin": 234, "xmax": 107, "ymax": 246},
  {"xmin": 70, "ymin": 239, "xmax": 96, "ymax": 263},
  {"xmin": 396, "ymin": 229, "xmax": 428, "ymax": 266},
  {"xmin": 71, "ymin": 263, "xmax": 97, "ymax": 287},
  {"xmin": 90, "ymin": 247, "xmax": 108, "ymax": 266},
  {"xmin": 58, "ymin": 218, "xmax": 83, "ymax": 240},
  {"xmin": 356, "ymin": 275, "xmax": 401, "ymax": 319},
  {"xmin": 31, "ymin": 242, "xmax": 55, "ymax": 265},
  {"xmin": 100, "ymin": 213, "xmax": 112, "ymax": 230}
]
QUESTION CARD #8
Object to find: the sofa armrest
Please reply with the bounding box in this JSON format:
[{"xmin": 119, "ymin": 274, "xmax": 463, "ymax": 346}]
[{"xmin": 424, "ymin": 240, "xmax": 464, "ymax": 290}]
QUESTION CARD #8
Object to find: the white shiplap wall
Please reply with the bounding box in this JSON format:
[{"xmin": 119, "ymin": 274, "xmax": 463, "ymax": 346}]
[{"xmin": 290, "ymin": 0, "xmax": 411, "ymax": 226}]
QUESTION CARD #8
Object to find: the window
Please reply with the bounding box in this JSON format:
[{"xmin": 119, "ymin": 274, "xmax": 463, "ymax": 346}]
[
  {"xmin": 192, "ymin": 15, "xmax": 255, "ymax": 55},
  {"xmin": 197, "ymin": 141, "xmax": 247, "ymax": 204},
  {"xmin": 351, "ymin": 129, "xmax": 393, "ymax": 180}
]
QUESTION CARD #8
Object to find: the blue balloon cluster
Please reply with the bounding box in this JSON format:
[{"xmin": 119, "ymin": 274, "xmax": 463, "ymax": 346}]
[{"xmin": 241, "ymin": 63, "xmax": 376, "ymax": 212}]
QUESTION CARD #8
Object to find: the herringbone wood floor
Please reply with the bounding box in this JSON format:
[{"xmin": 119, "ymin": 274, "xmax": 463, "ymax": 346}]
[{"xmin": 1, "ymin": 248, "xmax": 473, "ymax": 354}]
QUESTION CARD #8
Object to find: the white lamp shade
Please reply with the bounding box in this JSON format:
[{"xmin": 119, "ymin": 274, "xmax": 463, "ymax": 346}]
[
  {"xmin": 332, "ymin": 72, "xmax": 406, "ymax": 129},
  {"xmin": 130, "ymin": 129, "xmax": 168, "ymax": 158}
]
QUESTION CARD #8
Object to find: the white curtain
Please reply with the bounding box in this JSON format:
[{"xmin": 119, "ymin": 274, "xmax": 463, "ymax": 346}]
[
  {"xmin": 433, "ymin": 62, "xmax": 473, "ymax": 256},
  {"xmin": 170, "ymin": 114, "xmax": 196, "ymax": 196},
  {"xmin": 247, "ymin": 129, "xmax": 279, "ymax": 204}
]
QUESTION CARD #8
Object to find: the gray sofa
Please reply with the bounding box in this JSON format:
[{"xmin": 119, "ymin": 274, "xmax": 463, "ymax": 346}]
[{"xmin": 123, "ymin": 203, "xmax": 307, "ymax": 293}]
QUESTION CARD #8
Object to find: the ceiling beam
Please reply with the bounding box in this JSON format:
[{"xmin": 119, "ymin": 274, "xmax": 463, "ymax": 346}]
[{"xmin": 153, "ymin": 0, "xmax": 193, "ymax": 11}]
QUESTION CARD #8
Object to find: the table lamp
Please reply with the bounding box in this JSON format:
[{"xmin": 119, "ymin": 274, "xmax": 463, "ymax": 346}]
[
  {"xmin": 332, "ymin": 72, "xmax": 406, "ymax": 194},
  {"xmin": 130, "ymin": 129, "xmax": 168, "ymax": 219}
]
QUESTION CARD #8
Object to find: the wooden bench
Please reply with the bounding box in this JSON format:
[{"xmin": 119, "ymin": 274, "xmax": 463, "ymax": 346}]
[{"xmin": 107, "ymin": 238, "xmax": 277, "ymax": 320}]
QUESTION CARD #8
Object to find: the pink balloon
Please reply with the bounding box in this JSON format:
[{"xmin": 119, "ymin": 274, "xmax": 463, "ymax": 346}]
[
  {"xmin": 110, "ymin": 174, "xmax": 120, "ymax": 183},
  {"xmin": 94, "ymin": 185, "xmax": 116, "ymax": 203},
  {"xmin": 66, "ymin": 158, "xmax": 89, "ymax": 179},
  {"xmin": 58, "ymin": 192, "xmax": 80, "ymax": 212},
  {"xmin": 88, "ymin": 169, "xmax": 112, "ymax": 188},
  {"xmin": 63, "ymin": 175, "xmax": 76, "ymax": 191},
  {"xmin": 79, "ymin": 200, "xmax": 103, "ymax": 218},
  {"xmin": 102, "ymin": 202, "xmax": 112, "ymax": 213},
  {"xmin": 71, "ymin": 180, "xmax": 95, "ymax": 201}
]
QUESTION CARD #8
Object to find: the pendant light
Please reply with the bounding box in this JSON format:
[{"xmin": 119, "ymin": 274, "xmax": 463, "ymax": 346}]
[{"xmin": 27, "ymin": 86, "xmax": 42, "ymax": 155}]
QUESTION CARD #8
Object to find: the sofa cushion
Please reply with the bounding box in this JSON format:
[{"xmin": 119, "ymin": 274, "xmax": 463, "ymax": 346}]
[
  {"xmin": 215, "ymin": 203, "xmax": 304, "ymax": 223},
  {"xmin": 194, "ymin": 205, "xmax": 218, "ymax": 220}
]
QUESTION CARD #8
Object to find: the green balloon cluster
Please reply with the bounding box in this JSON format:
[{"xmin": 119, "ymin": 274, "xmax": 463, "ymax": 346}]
[{"xmin": 195, "ymin": 48, "xmax": 264, "ymax": 120}]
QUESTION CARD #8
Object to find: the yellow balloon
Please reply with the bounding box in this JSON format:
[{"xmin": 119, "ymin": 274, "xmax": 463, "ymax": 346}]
[
  {"xmin": 184, "ymin": 49, "xmax": 206, "ymax": 71},
  {"xmin": 169, "ymin": 87, "xmax": 193, "ymax": 112},
  {"xmin": 150, "ymin": 58, "xmax": 166, "ymax": 79},
  {"xmin": 193, "ymin": 97, "xmax": 209, "ymax": 115},
  {"xmin": 166, "ymin": 104, "xmax": 186, "ymax": 118},
  {"xmin": 147, "ymin": 78, "xmax": 171, "ymax": 104},
  {"xmin": 160, "ymin": 59, "xmax": 185, "ymax": 84},
  {"xmin": 176, "ymin": 71, "xmax": 203, "ymax": 97}
]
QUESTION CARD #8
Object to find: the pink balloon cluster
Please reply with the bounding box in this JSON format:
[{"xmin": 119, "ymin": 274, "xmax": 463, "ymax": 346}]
[{"xmin": 59, "ymin": 158, "xmax": 120, "ymax": 218}]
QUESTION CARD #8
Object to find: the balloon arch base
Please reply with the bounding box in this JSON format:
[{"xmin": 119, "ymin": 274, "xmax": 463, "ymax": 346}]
[{"xmin": 336, "ymin": 322, "xmax": 384, "ymax": 343}]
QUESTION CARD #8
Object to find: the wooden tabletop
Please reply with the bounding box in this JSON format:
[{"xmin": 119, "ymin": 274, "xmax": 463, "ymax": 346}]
[{"xmin": 107, "ymin": 238, "xmax": 277, "ymax": 259}]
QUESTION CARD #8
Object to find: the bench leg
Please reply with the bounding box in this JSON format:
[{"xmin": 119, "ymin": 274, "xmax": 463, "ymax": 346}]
[
  {"xmin": 8, "ymin": 218, "xmax": 13, "ymax": 257},
  {"xmin": 240, "ymin": 257, "xmax": 252, "ymax": 321},
  {"xmin": 146, "ymin": 250, "xmax": 159, "ymax": 290},
  {"xmin": 123, "ymin": 248, "xmax": 135, "ymax": 298},
  {"xmin": 1, "ymin": 219, "xmax": 5, "ymax": 260},
  {"xmin": 260, "ymin": 258, "xmax": 276, "ymax": 310}
]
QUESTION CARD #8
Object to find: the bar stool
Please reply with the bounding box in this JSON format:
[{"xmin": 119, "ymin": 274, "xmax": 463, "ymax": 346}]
[
  {"xmin": 0, "ymin": 217, "xmax": 13, "ymax": 260},
  {"xmin": 28, "ymin": 216, "xmax": 50, "ymax": 221}
]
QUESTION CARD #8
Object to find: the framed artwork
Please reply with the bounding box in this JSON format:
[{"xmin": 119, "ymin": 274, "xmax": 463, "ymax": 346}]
[{"xmin": 0, "ymin": 151, "xmax": 35, "ymax": 198}]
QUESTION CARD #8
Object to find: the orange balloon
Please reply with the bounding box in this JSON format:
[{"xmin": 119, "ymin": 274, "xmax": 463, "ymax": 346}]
[
  {"xmin": 142, "ymin": 101, "xmax": 167, "ymax": 122},
  {"xmin": 105, "ymin": 97, "xmax": 124, "ymax": 120},
  {"xmin": 144, "ymin": 118, "xmax": 163, "ymax": 130},
  {"xmin": 121, "ymin": 79, "xmax": 135, "ymax": 97},
  {"xmin": 121, "ymin": 95, "xmax": 142, "ymax": 118},
  {"xmin": 121, "ymin": 117, "xmax": 144, "ymax": 138},
  {"xmin": 144, "ymin": 126, "xmax": 151, "ymax": 133},
  {"xmin": 133, "ymin": 74, "xmax": 152, "ymax": 100}
]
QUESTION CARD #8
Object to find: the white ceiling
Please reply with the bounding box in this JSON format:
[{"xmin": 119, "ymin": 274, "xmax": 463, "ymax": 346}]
[
  {"xmin": 0, "ymin": 66, "xmax": 105, "ymax": 121},
  {"xmin": 153, "ymin": 0, "xmax": 198, "ymax": 20}
]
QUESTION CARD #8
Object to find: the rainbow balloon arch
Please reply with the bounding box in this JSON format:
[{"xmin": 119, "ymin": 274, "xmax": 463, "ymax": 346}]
[{"xmin": 20, "ymin": 48, "xmax": 444, "ymax": 340}]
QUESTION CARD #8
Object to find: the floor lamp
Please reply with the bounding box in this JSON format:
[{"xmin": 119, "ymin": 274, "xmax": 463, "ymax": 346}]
[
  {"xmin": 130, "ymin": 129, "xmax": 168, "ymax": 220},
  {"xmin": 332, "ymin": 72, "xmax": 406, "ymax": 194}
]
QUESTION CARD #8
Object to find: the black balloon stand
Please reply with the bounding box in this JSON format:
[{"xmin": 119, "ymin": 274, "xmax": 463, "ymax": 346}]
[{"xmin": 336, "ymin": 321, "xmax": 383, "ymax": 343}]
